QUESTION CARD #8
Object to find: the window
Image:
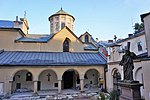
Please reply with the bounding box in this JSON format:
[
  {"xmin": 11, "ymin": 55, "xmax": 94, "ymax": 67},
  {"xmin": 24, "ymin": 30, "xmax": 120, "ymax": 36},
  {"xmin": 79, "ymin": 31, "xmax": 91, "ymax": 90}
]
[
  {"xmin": 137, "ymin": 41, "xmax": 143, "ymax": 51},
  {"xmin": 26, "ymin": 72, "xmax": 32, "ymax": 81},
  {"xmin": 63, "ymin": 39, "xmax": 70, "ymax": 52},
  {"xmin": 85, "ymin": 35, "xmax": 89, "ymax": 43},
  {"xmin": 54, "ymin": 83, "xmax": 58, "ymax": 87},
  {"xmin": 61, "ymin": 22, "xmax": 65, "ymax": 29},
  {"xmin": 55, "ymin": 22, "xmax": 59, "ymax": 31},
  {"xmin": 51, "ymin": 23, "xmax": 54, "ymax": 33},
  {"xmin": 55, "ymin": 16, "xmax": 59, "ymax": 21}
]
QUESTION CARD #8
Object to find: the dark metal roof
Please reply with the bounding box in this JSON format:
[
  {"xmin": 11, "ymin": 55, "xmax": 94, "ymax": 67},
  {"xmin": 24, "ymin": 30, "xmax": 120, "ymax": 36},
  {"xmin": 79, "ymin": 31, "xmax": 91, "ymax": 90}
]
[
  {"xmin": 0, "ymin": 20, "xmax": 14, "ymax": 28},
  {"xmin": 137, "ymin": 52, "xmax": 148, "ymax": 58},
  {"xmin": 0, "ymin": 51, "xmax": 106, "ymax": 66},
  {"xmin": 15, "ymin": 34, "xmax": 54, "ymax": 43},
  {"xmin": 84, "ymin": 43, "xmax": 98, "ymax": 51},
  {"xmin": 108, "ymin": 30, "xmax": 145, "ymax": 47},
  {"xmin": 140, "ymin": 12, "xmax": 150, "ymax": 22}
]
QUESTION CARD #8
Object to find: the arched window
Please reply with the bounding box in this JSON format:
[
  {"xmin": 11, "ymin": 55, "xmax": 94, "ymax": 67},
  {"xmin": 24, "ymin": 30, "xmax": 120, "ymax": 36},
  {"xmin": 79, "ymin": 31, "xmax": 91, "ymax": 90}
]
[
  {"xmin": 26, "ymin": 72, "xmax": 32, "ymax": 81},
  {"xmin": 85, "ymin": 35, "xmax": 89, "ymax": 43},
  {"xmin": 63, "ymin": 39, "xmax": 69, "ymax": 52}
]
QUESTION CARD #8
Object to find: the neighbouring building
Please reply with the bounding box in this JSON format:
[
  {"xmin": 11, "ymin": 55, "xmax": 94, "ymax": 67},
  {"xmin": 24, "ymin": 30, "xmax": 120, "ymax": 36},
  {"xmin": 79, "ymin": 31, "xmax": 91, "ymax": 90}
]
[
  {"xmin": 0, "ymin": 8, "xmax": 106, "ymax": 96},
  {"xmin": 106, "ymin": 30, "xmax": 148, "ymax": 99},
  {"xmin": 140, "ymin": 12, "xmax": 150, "ymax": 100}
]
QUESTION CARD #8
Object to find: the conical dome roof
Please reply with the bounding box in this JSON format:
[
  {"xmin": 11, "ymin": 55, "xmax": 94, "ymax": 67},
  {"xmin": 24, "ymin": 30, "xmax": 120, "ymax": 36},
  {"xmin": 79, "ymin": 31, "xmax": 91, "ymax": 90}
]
[{"xmin": 49, "ymin": 8, "xmax": 75, "ymax": 21}]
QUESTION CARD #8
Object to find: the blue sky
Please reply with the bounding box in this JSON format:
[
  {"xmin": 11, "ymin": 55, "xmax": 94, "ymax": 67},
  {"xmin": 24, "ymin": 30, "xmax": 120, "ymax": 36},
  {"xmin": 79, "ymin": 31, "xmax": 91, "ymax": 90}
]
[{"xmin": 0, "ymin": 0, "xmax": 150, "ymax": 41}]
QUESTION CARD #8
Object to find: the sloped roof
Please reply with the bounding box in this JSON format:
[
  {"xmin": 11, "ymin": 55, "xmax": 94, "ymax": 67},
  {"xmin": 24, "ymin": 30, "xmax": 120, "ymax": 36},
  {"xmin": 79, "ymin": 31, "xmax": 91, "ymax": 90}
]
[
  {"xmin": 15, "ymin": 34, "xmax": 54, "ymax": 43},
  {"xmin": 0, "ymin": 51, "xmax": 106, "ymax": 66},
  {"xmin": 84, "ymin": 43, "xmax": 98, "ymax": 51},
  {"xmin": 107, "ymin": 30, "xmax": 145, "ymax": 47},
  {"xmin": 49, "ymin": 8, "xmax": 75, "ymax": 21},
  {"xmin": 0, "ymin": 20, "xmax": 14, "ymax": 28},
  {"xmin": 140, "ymin": 12, "xmax": 150, "ymax": 22}
]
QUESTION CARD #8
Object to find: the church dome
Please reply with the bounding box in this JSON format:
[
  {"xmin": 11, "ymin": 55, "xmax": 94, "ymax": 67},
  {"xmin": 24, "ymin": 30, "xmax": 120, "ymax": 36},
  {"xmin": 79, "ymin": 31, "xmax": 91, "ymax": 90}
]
[{"xmin": 49, "ymin": 8, "xmax": 75, "ymax": 21}]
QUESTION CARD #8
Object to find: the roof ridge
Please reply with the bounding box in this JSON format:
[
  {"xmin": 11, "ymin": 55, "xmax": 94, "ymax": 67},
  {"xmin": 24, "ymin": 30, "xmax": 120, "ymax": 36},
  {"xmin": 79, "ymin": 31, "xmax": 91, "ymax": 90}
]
[{"xmin": 0, "ymin": 49, "xmax": 4, "ymax": 54}]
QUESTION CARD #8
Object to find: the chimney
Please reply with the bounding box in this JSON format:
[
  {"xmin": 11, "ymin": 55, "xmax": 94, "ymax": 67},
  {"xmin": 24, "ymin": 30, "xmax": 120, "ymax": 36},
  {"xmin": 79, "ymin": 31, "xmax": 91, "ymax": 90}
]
[
  {"xmin": 128, "ymin": 34, "xmax": 133, "ymax": 37},
  {"xmin": 108, "ymin": 40, "xmax": 113, "ymax": 43},
  {"xmin": 16, "ymin": 16, "xmax": 18, "ymax": 21}
]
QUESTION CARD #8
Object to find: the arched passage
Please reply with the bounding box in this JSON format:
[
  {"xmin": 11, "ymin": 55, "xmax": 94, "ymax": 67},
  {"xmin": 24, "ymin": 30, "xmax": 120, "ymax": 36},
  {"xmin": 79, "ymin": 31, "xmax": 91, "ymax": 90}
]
[
  {"xmin": 38, "ymin": 70, "xmax": 58, "ymax": 91},
  {"xmin": 112, "ymin": 69, "xmax": 121, "ymax": 90},
  {"xmin": 62, "ymin": 69, "xmax": 79, "ymax": 89},
  {"xmin": 12, "ymin": 70, "xmax": 34, "ymax": 92},
  {"xmin": 135, "ymin": 67, "xmax": 144, "ymax": 96},
  {"xmin": 84, "ymin": 69, "xmax": 100, "ymax": 89}
]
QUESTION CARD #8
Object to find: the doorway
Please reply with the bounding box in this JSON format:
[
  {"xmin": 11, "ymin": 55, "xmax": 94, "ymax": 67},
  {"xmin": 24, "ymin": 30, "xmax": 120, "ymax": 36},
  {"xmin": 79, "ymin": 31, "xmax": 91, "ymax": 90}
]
[{"xmin": 63, "ymin": 71, "xmax": 74, "ymax": 89}]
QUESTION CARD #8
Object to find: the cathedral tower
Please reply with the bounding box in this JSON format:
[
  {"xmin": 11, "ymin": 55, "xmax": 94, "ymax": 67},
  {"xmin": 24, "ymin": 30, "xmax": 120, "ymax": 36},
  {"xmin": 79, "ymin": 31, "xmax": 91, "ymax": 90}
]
[{"xmin": 49, "ymin": 8, "xmax": 75, "ymax": 34}]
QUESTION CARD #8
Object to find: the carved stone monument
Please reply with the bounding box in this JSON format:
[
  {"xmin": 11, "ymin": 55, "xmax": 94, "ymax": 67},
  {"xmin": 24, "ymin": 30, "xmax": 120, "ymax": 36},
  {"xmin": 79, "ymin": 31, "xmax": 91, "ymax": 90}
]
[{"xmin": 118, "ymin": 42, "xmax": 143, "ymax": 100}]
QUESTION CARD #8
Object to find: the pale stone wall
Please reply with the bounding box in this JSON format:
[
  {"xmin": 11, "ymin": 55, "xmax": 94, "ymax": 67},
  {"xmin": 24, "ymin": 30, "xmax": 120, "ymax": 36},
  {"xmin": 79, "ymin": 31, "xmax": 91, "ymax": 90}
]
[
  {"xmin": 107, "ymin": 33, "xmax": 147, "ymax": 63},
  {"xmin": 0, "ymin": 65, "xmax": 104, "ymax": 93},
  {"xmin": 141, "ymin": 60, "xmax": 150, "ymax": 100},
  {"xmin": 50, "ymin": 15, "xmax": 74, "ymax": 34},
  {"xmin": 143, "ymin": 15, "xmax": 150, "ymax": 56},
  {"xmin": 0, "ymin": 30, "xmax": 22, "ymax": 50},
  {"xmin": 0, "ymin": 27, "xmax": 86, "ymax": 52},
  {"xmin": 106, "ymin": 60, "xmax": 144, "ymax": 96}
]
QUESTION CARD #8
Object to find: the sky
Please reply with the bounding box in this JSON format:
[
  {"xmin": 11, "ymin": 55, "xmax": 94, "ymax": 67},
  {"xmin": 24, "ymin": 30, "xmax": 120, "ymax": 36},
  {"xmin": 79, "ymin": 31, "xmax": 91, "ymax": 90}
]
[{"xmin": 0, "ymin": 0, "xmax": 150, "ymax": 41}]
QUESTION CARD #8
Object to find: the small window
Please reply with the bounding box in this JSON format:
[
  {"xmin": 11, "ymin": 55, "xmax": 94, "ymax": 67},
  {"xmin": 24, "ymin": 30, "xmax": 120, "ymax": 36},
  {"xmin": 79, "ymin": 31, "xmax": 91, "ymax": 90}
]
[
  {"xmin": 26, "ymin": 72, "xmax": 32, "ymax": 81},
  {"xmin": 54, "ymin": 83, "xmax": 58, "ymax": 87},
  {"xmin": 55, "ymin": 16, "xmax": 59, "ymax": 21},
  {"xmin": 63, "ymin": 39, "xmax": 69, "ymax": 52},
  {"xmin": 61, "ymin": 22, "xmax": 65, "ymax": 29},
  {"xmin": 137, "ymin": 41, "xmax": 143, "ymax": 51},
  {"xmin": 55, "ymin": 22, "xmax": 59, "ymax": 31},
  {"xmin": 85, "ymin": 35, "xmax": 89, "ymax": 43}
]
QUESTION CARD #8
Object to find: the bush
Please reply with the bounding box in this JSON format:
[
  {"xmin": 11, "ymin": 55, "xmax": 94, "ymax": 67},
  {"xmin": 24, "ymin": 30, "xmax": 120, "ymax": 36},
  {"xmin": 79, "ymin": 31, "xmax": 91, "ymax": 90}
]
[{"xmin": 110, "ymin": 90, "xmax": 120, "ymax": 100}]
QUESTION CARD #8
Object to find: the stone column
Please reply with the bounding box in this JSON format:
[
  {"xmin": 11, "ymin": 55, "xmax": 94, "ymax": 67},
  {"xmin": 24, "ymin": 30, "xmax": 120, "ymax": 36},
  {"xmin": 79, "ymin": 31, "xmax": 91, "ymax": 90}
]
[
  {"xmin": 80, "ymin": 79, "xmax": 84, "ymax": 92},
  {"xmin": 34, "ymin": 80, "xmax": 38, "ymax": 93},
  {"xmin": 58, "ymin": 80, "xmax": 62, "ymax": 93},
  {"xmin": 9, "ymin": 80, "xmax": 13, "ymax": 94}
]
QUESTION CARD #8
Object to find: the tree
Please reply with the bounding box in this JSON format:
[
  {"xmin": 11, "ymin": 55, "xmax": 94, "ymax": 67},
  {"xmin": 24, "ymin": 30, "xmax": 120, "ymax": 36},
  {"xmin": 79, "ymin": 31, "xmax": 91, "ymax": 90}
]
[{"xmin": 133, "ymin": 23, "xmax": 144, "ymax": 34}]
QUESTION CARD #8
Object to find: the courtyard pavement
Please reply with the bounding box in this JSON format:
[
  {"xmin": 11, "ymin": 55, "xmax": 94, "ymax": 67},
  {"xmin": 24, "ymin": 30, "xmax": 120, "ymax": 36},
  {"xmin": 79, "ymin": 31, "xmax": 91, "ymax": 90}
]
[{"xmin": 3, "ymin": 88, "xmax": 101, "ymax": 100}]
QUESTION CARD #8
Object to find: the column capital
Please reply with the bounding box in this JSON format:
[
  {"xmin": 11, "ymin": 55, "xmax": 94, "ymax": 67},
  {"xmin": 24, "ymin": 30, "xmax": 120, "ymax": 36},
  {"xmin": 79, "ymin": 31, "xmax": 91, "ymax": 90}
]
[{"xmin": 80, "ymin": 75, "xmax": 84, "ymax": 80}]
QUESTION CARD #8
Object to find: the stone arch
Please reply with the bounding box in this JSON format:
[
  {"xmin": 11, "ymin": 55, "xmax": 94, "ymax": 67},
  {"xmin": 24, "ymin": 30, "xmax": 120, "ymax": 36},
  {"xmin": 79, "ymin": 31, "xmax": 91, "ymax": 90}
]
[
  {"xmin": 37, "ymin": 69, "xmax": 58, "ymax": 80},
  {"xmin": 62, "ymin": 69, "xmax": 80, "ymax": 89},
  {"xmin": 12, "ymin": 69, "xmax": 34, "ymax": 81},
  {"xmin": 135, "ymin": 67, "xmax": 142, "ymax": 81},
  {"xmin": 12, "ymin": 69, "xmax": 34, "ymax": 92},
  {"xmin": 111, "ymin": 68, "xmax": 119, "ymax": 76},
  {"xmin": 84, "ymin": 69, "xmax": 100, "ymax": 89},
  {"xmin": 111, "ymin": 68, "xmax": 121, "ymax": 90},
  {"xmin": 38, "ymin": 69, "xmax": 58, "ymax": 91},
  {"xmin": 134, "ymin": 67, "xmax": 144, "ymax": 96}
]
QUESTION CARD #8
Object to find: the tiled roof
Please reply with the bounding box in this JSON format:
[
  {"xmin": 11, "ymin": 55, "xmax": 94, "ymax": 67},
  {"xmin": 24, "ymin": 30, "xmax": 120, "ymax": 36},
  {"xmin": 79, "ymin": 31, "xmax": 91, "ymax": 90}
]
[
  {"xmin": 107, "ymin": 30, "xmax": 145, "ymax": 47},
  {"xmin": 0, "ymin": 20, "xmax": 14, "ymax": 28},
  {"xmin": 0, "ymin": 51, "xmax": 106, "ymax": 66},
  {"xmin": 84, "ymin": 43, "xmax": 98, "ymax": 51},
  {"xmin": 15, "ymin": 34, "xmax": 54, "ymax": 43},
  {"xmin": 49, "ymin": 8, "xmax": 75, "ymax": 20}
]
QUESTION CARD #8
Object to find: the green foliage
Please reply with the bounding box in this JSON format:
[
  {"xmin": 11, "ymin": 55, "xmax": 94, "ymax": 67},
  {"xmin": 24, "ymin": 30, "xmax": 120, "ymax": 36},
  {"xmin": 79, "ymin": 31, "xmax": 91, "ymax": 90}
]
[
  {"xmin": 110, "ymin": 90, "xmax": 120, "ymax": 100},
  {"xmin": 133, "ymin": 22, "xmax": 144, "ymax": 34},
  {"xmin": 97, "ymin": 92, "xmax": 111, "ymax": 100}
]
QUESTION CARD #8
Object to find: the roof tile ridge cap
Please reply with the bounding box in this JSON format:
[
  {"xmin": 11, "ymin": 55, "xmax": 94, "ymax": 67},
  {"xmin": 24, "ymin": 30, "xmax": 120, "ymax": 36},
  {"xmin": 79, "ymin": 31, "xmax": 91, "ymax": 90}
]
[{"xmin": 0, "ymin": 49, "xmax": 4, "ymax": 54}]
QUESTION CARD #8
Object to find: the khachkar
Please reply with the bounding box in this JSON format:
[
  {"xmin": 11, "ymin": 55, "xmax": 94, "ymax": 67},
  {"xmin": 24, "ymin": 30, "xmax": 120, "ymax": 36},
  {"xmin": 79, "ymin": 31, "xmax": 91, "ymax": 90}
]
[{"xmin": 118, "ymin": 42, "xmax": 143, "ymax": 100}]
